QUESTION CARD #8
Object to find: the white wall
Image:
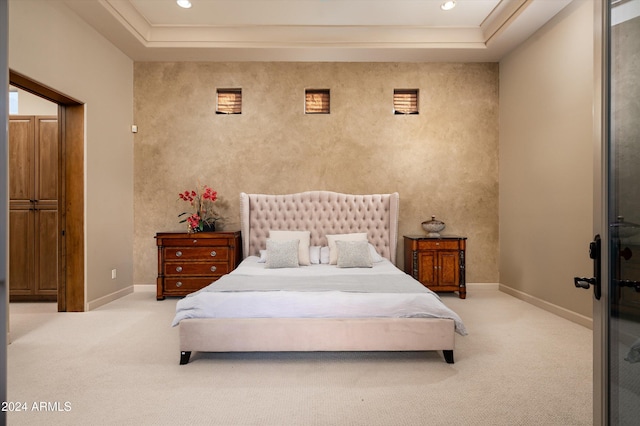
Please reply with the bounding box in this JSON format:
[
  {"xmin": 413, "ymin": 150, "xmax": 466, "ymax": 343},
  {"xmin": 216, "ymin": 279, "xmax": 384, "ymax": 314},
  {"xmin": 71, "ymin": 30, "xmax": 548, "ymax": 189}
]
[
  {"xmin": 8, "ymin": 0, "xmax": 134, "ymax": 308},
  {"xmin": 499, "ymin": 0, "xmax": 594, "ymax": 323},
  {"xmin": 10, "ymin": 88, "xmax": 57, "ymax": 115}
]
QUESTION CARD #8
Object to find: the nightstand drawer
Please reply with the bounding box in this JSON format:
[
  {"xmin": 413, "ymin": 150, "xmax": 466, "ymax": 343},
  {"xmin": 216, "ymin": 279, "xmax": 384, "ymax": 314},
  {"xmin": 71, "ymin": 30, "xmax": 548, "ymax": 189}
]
[
  {"xmin": 417, "ymin": 240, "xmax": 461, "ymax": 250},
  {"xmin": 164, "ymin": 277, "xmax": 219, "ymax": 294},
  {"xmin": 164, "ymin": 262, "xmax": 229, "ymax": 276},
  {"xmin": 161, "ymin": 237, "xmax": 233, "ymax": 247},
  {"xmin": 165, "ymin": 247, "xmax": 229, "ymax": 261}
]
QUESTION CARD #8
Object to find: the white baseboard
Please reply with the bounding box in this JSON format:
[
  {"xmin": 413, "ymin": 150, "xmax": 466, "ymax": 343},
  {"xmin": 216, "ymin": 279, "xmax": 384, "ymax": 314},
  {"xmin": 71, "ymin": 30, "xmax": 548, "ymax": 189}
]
[
  {"xmin": 87, "ymin": 286, "xmax": 134, "ymax": 311},
  {"xmin": 467, "ymin": 282, "xmax": 499, "ymax": 291},
  {"xmin": 499, "ymin": 284, "xmax": 593, "ymax": 329},
  {"xmin": 134, "ymin": 284, "xmax": 155, "ymax": 293}
]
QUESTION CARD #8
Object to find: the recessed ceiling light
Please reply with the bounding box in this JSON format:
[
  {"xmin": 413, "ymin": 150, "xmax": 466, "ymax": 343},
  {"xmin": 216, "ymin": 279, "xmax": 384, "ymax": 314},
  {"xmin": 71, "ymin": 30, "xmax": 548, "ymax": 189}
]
[
  {"xmin": 176, "ymin": 0, "xmax": 192, "ymax": 8},
  {"xmin": 441, "ymin": 1, "xmax": 456, "ymax": 11}
]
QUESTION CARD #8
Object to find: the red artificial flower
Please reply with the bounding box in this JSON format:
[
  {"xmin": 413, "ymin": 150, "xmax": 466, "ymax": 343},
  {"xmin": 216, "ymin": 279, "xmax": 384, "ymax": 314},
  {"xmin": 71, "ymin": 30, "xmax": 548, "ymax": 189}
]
[{"xmin": 178, "ymin": 184, "xmax": 222, "ymax": 233}]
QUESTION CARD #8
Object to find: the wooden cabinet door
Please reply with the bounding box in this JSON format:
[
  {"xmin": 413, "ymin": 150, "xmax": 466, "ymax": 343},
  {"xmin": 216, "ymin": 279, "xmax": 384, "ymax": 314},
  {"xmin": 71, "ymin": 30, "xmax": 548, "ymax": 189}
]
[
  {"xmin": 417, "ymin": 251, "xmax": 437, "ymax": 287},
  {"xmin": 9, "ymin": 117, "xmax": 34, "ymax": 202},
  {"xmin": 417, "ymin": 250, "xmax": 460, "ymax": 289},
  {"xmin": 438, "ymin": 251, "xmax": 460, "ymax": 287},
  {"xmin": 35, "ymin": 208, "xmax": 58, "ymax": 296},
  {"xmin": 9, "ymin": 209, "xmax": 34, "ymax": 296},
  {"xmin": 9, "ymin": 116, "xmax": 58, "ymax": 301},
  {"xmin": 36, "ymin": 117, "xmax": 58, "ymax": 202},
  {"xmin": 34, "ymin": 117, "xmax": 58, "ymax": 297},
  {"xmin": 9, "ymin": 117, "xmax": 35, "ymax": 297}
]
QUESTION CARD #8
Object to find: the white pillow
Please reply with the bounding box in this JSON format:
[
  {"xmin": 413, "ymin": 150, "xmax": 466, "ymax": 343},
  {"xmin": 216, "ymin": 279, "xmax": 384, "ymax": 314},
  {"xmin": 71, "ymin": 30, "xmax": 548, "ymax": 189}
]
[
  {"xmin": 265, "ymin": 239, "xmax": 300, "ymax": 269},
  {"xmin": 269, "ymin": 230, "xmax": 311, "ymax": 266},
  {"xmin": 320, "ymin": 246, "xmax": 330, "ymax": 264},
  {"xmin": 368, "ymin": 243, "xmax": 384, "ymax": 262},
  {"xmin": 336, "ymin": 240, "xmax": 373, "ymax": 268},
  {"xmin": 309, "ymin": 246, "xmax": 321, "ymax": 264},
  {"xmin": 258, "ymin": 249, "xmax": 267, "ymax": 263},
  {"xmin": 326, "ymin": 232, "xmax": 368, "ymax": 265}
]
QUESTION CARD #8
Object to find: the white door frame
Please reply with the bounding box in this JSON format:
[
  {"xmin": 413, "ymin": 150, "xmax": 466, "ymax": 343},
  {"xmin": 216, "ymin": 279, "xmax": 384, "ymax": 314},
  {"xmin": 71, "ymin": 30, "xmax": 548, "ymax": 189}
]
[
  {"xmin": 593, "ymin": 0, "xmax": 608, "ymax": 423},
  {"xmin": 593, "ymin": 0, "xmax": 606, "ymax": 423}
]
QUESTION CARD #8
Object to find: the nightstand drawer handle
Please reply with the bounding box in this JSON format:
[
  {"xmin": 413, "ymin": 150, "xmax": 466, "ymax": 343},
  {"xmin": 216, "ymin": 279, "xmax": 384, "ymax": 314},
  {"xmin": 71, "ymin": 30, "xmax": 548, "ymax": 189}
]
[
  {"xmin": 176, "ymin": 281, "xmax": 183, "ymax": 287},
  {"xmin": 175, "ymin": 251, "xmax": 182, "ymax": 257},
  {"xmin": 192, "ymin": 239, "xmax": 198, "ymax": 244},
  {"xmin": 210, "ymin": 266, "xmax": 217, "ymax": 272},
  {"xmin": 176, "ymin": 266, "xmax": 183, "ymax": 272},
  {"xmin": 210, "ymin": 250, "xmax": 217, "ymax": 257}
]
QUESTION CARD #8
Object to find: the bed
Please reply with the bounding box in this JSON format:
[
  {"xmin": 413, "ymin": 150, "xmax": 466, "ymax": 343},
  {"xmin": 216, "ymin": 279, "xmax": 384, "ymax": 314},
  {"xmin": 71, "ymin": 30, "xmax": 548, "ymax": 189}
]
[{"xmin": 173, "ymin": 191, "xmax": 466, "ymax": 364}]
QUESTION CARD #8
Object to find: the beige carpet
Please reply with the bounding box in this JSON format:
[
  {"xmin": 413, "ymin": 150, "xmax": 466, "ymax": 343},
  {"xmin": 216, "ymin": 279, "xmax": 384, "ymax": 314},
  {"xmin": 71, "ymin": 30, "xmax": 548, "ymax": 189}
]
[{"xmin": 7, "ymin": 288, "xmax": 592, "ymax": 425}]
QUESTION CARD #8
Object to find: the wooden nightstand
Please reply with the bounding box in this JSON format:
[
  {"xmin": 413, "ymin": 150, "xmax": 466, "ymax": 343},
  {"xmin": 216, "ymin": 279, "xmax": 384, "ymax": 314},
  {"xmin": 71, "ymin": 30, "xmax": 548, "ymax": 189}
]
[
  {"xmin": 403, "ymin": 235, "xmax": 467, "ymax": 299},
  {"xmin": 155, "ymin": 231, "xmax": 242, "ymax": 300}
]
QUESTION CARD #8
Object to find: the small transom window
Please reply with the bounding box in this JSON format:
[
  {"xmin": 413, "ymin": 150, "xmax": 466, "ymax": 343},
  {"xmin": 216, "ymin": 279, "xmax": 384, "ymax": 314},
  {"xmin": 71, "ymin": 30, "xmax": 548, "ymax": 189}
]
[
  {"xmin": 393, "ymin": 89, "xmax": 419, "ymax": 115},
  {"xmin": 216, "ymin": 88, "xmax": 242, "ymax": 114},
  {"xmin": 305, "ymin": 89, "xmax": 330, "ymax": 114}
]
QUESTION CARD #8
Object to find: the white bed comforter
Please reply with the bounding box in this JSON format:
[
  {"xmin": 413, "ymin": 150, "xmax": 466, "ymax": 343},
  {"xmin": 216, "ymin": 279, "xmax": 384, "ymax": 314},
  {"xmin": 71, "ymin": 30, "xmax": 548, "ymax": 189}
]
[{"xmin": 172, "ymin": 257, "xmax": 467, "ymax": 335}]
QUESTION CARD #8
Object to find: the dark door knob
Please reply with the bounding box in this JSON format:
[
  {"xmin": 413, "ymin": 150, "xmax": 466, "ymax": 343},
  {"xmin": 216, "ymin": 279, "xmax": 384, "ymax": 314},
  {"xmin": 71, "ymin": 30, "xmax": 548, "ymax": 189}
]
[
  {"xmin": 573, "ymin": 235, "xmax": 601, "ymax": 300},
  {"xmin": 574, "ymin": 277, "xmax": 596, "ymax": 289}
]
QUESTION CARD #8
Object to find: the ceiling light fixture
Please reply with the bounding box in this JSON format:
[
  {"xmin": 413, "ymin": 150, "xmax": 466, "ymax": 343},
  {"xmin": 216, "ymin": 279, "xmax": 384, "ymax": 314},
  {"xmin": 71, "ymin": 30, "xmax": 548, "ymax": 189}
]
[
  {"xmin": 440, "ymin": 1, "xmax": 456, "ymax": 11},
  {"xmin": 176, "ymin": 0, "xmax": 192, "ymax": 8}
]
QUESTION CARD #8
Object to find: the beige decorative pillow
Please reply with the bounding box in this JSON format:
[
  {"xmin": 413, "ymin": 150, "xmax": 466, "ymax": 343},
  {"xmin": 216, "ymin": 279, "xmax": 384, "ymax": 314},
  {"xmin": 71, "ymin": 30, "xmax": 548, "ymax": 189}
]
[
  {"xmin": 326, "ymin": 232, "xmax": 368, "ymax": 265},
  {"xmin": 269, "ymin": 230, "xmax": 311, "ymax": 265},
  {"xmin": 336, "ymin": 240, "xmax": 373, "ymax": 268},
  {"xmin": 265, "ymin": 239, "xmax": 300, "ymax": 269}
]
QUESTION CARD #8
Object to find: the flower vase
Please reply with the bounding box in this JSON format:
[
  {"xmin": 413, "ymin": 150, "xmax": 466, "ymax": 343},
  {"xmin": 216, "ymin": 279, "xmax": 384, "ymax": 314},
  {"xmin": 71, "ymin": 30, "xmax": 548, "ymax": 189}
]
[{"xmin": 200, "ymin": 222, "xmax": 216, "ymax": 233}]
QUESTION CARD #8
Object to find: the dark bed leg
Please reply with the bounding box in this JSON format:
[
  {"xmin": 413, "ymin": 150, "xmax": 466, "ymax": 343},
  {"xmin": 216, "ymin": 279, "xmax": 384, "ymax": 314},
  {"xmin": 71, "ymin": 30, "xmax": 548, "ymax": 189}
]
[
  {"xmin": 180, "ymin": 351, "xmax": 191, "ymax": 365},
  {"xmin": 443, "ymin": 350, "xmax": 454, "ymax": 364}
]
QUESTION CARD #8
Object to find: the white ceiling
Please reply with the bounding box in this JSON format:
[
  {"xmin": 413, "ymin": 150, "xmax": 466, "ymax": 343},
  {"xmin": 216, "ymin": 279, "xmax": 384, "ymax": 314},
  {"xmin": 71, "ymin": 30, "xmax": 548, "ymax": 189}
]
[{"xmin": 62, "ymin": 0, "xmax": 573, "ymax": 62}]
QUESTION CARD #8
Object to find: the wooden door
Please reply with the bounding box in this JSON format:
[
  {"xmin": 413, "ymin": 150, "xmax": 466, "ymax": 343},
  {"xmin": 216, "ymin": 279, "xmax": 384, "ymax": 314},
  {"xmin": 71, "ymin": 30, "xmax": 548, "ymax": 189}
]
[{"xmin": 9, "ymin": 116, "xmax": 58, "ymax": 301}]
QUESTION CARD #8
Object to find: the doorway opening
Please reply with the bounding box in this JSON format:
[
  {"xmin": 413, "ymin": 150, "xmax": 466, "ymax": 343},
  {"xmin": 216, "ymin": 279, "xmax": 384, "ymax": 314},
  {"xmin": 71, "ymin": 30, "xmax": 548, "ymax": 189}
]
[
  {"xmin": 9, "ymin": 92, "xmax": 58, "ymax": 303},
  {"xmin": 9, "ymin": 70, "xmax": 85, "ymax": 312}
]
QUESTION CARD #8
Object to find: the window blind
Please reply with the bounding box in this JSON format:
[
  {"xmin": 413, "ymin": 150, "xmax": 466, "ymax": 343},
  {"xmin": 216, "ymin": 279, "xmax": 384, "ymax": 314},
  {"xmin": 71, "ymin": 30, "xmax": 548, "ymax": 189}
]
[
  {"xmin": 305, "ymin": 89, "xmax": 330, "ymax": 114},
  {"xmin": 216, "ymin": 89, "xmax": 242, "ymax": 114},
  {"xmin": 393, "ymin": 89, "xmax": 419, "ymax": 115}
]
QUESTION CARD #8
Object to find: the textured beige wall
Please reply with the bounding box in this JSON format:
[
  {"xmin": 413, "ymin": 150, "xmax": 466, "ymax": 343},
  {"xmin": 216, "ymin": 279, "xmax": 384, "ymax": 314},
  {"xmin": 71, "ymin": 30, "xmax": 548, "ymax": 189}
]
[
  {"xmin": 499, "ymin": 0, "xmax": 594, "ymax": 319},
  {"xmin": 134, "ymin": 62, "xmax": 499, "ymax": 285}
]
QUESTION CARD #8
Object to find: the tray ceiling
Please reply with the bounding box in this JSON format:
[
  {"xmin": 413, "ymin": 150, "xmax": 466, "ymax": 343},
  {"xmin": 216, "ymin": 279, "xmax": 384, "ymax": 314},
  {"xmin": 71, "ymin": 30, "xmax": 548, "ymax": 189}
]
[{"xmin": 62, "ymin": 0, "xmax": 573, "ymax": 62}]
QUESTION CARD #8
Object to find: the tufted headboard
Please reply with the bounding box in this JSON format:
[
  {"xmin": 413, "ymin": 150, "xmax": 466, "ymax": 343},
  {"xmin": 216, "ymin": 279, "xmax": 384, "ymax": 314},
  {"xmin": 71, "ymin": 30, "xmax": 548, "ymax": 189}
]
[{"xmin": 240, "ymin": 191, "xmax": 400, "ymax": 264}]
